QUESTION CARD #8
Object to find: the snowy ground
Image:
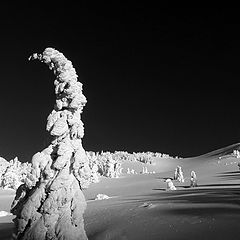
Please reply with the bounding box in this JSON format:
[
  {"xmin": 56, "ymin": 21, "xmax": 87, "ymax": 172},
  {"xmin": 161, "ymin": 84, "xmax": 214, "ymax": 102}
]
[{"xmin": 1, "ymin": 144, "xmax": 240, "ymax": 239}]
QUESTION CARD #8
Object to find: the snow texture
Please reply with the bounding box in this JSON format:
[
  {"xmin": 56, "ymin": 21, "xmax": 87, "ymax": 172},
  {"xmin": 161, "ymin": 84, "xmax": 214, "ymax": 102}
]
[
  {"xmin": 165, "ymin": 179, "xmax": 176, "ymax": 191},
  {"xmin": 0, "ymin": 210, "xmax": 12, "ymax": 217},
  {"xmin": 10, "ymin": 48, "xmax": 90, "ymax": 240},
  {"xmin": 94, "ymin": 194, "xmax": 110, "ymax": 200},
  {"xmin": 0, "ymin": 157, "xmax": 31, "ymax": 190}
]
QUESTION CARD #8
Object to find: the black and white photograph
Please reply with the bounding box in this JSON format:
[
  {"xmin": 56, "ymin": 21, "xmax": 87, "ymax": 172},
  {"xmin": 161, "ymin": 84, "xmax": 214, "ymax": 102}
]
[{"xmin": 1, "ymin": 4, "xmax": 240, "ymax": 240}]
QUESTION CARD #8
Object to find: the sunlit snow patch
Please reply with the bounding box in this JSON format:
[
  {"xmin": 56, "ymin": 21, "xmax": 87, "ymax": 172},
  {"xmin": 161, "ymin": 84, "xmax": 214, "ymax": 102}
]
[
  {"xmin": 0, "ymin": 211, "xmax": 12, "ymax": 217},
  {"xmin": 95, "ymin": 194, "xmax": 110, "ymax": 200}
]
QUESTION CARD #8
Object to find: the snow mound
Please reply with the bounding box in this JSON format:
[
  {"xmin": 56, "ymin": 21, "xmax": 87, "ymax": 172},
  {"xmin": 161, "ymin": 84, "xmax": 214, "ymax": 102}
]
[
  {"xmin": 0, "ymin": 210, "xmax": 12, "ymax": 217},
  {"xmin": 95, "ymin": 194, "xmax": 110, "ymax": 200}
]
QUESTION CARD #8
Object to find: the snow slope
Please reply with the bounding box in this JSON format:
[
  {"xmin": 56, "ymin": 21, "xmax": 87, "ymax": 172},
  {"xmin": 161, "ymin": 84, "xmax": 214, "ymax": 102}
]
[{"xmin": 1, "ymin": 144, "xmax": 240, "ymax": 239}]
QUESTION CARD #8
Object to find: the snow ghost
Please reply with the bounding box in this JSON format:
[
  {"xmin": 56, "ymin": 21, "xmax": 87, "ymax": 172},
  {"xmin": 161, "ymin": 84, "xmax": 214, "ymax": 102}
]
[
  {"xmin": 173, "ymin": 167, "xmax": 178, "ymax": 180},
  {"xmin": 176, "ymin": 166, "xmax": 184, "ymax": 183},
  {"xmin": 190, "ymin": 170, "xmax": 197, "ymax": 187},
  {"xmin": 142, "ymin": 166, "xmax": 148, "ymax": 174},
  {"xmin": 165, "ymin": 179, "xmax": 176, "ymax": 191},
  {"xmin": 10, "ymin": 48, "xmax": 90, "ymax": 240}
]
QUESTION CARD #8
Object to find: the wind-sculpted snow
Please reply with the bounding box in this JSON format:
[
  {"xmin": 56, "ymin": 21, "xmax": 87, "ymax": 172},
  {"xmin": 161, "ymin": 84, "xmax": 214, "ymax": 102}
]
[
  {"xmin": 10, "ymin": 48, "xmax": 90, "ymax": 240},
  {"xmin": 86, "ymin": 150, "xmax": 179, "ymax": 180},
  {"xmin": 174, "ymin": 165, "xmax": 185, "ymax": 183},
  {"xmin": 0, "ymin": 157, "xmax": 31, "ymax": 190},
  {"xmin": 0, "ymin": 157, "xmax": 9, "ymax": 183},
  {"xmin": 0, "ymin": 150, "xmax": 178, "ymax": 191}
]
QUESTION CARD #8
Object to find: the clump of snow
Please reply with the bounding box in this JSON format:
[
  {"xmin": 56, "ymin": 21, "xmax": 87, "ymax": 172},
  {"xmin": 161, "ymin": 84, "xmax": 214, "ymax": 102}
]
[
  {"xmin": 165, "ymin": 179, "xmax": 177, "ymax": 191},
  {"xmin": 0, "ymin": 210, "xmax": 12, "ymax": 217},
  {"xmin": 139, "ymin": 202, "xmax": 153, "ymax": 208},
  {"xmin": 95, "ymin": 194, "xmax": 110, "ymax": 200}
]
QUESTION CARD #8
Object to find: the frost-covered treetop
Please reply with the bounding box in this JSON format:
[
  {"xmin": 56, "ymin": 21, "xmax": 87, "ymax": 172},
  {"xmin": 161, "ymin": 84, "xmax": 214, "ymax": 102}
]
[{"xmin": 29, "ymin": 47, "xmax": 87, "ymax": 112}]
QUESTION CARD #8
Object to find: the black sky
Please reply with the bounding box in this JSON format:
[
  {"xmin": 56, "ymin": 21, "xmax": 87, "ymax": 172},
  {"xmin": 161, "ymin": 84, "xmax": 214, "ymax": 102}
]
[{"xmin": 0, "ymin": 5, "xmax": 240, "ymax": 161}]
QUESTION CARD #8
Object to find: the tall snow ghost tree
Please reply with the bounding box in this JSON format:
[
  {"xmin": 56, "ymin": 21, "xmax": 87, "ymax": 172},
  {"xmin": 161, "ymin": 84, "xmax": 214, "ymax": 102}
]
[{"xmin": 10, "ymin": 48, "xmax": 91, "ymax": 240}]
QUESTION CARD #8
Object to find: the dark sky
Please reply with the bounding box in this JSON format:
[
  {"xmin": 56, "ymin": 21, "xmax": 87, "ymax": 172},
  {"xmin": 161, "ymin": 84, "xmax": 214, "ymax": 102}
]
[{"xmin": 0, "ymin": 5, "xmax": 240, "ymax": 161}]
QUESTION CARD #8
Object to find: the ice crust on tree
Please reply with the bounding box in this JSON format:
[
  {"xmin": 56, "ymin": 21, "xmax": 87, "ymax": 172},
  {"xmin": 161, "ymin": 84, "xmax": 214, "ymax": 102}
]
[
  {"xmin": 0, "ymin": 157, "xmax": 31, "ymax": 190},
  {"xmin": 0, "ymin": 150, "xmax": 179, "ymax": 191},
  {"xmin": 0, "ymin": 157, "xmax": 9, "ymax": 184},
  {"xmin": 190, "ymin": 170, "xmax": 197, "ymax": 187},
  {"xmin": 10, "ymin": 48, "xmax": 90, "ymax": 240},
  {"xmin": 165, "ymin": 179, "xmax": 176, "ymax": 191},
  {"xmin": 174, "ymin": 166, "xmax": 185, "ymax": 183}
]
